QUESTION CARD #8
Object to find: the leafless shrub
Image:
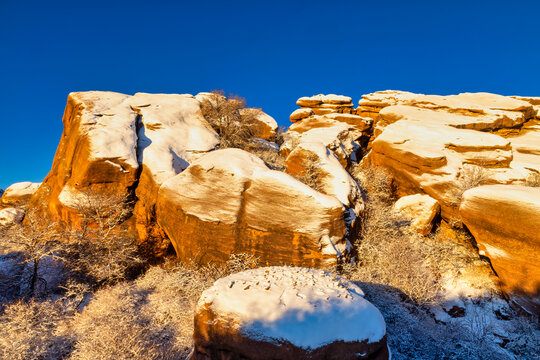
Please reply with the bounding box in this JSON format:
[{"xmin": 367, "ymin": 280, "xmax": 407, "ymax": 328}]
[
  {"xmin": 449, "ymin": 165, "xmax": 490, "ymax": 205},
  {"xmin": 200, "ymin": 90, "xmax": 256, "ymax": 149},
  {"xmin": 0, "ymin": 209, "xmax": 63, "ymax": 297},
  {"xmin": 524, "ymin": 171, "xmax": 540, "ymax": 187},
  {"xmin": 293, "ymin": 153, "xmax": 326, "ymax": 192},
  {"xmin": 347, "ymin": 165, "xmax": 439, "ymax": 304},
  {"xmin": 0, "ymin": 299, "xmax": 74, "ymax": 360},
  {"xmin": 62, "ymin": 191, "xmax": 144, "ymax": 289},
  {"xmin": 243, "ymin": 140, "xmax": 285, "ymax": 171}
]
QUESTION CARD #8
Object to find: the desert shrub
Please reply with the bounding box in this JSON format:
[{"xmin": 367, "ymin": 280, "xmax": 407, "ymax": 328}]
[
  {"xmin": 200, "ymin": 90, "xmax": 256, "ymax": 149},
  {"xmin": 347, "ymin": 165, "xmax": 439, "ymax": 304},
  {"xmin": 524, "ymin": 171, "xmax": 540, "ymax": 187},
  {"xmin": 293, "ymin": 153, "xmax": 326, "ymax": 192},
  {"xmin": 449, "ymin": 164, "xmax": 490, "ymax": 205},
  {"xmin": 61, "ymin": 191, "xmax": 144, "ymax": 290},
  {"xmin": 243, "ymin": 139, "xmax": 285, "ymax": 170},
  {"xmin": 0, "ymin": 209, "xmax": 63, "ymax": 298},
  {"xmin": 0, "ymin": 299, "xmax": 74, "ymax": 360}
]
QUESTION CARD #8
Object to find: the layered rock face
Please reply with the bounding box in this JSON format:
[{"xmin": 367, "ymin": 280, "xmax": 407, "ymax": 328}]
[
  {"xmin": 156, "ymin": 149, "xmax": 348, "ymax": 267},
  {"xmin": 28, "ymin": 91, "xmax": 220, "ymax": 250},
  {"xmin": 363, "ymin": 90, "xmax": 539, "ymax": 221},
  {"xmin": 0, "ymin": 182, "xmax": 41, "ymax": 208},
  {"xmin": 460, "ymin": 185, "xmax": 540, "ymax": 314},
  {"xmin": 191, "ymin": 267, "xmax": 389, "ymax": 360},
  {"xmin": 283, "ymin": 94, "xmax": 373, "ymax": 166}
]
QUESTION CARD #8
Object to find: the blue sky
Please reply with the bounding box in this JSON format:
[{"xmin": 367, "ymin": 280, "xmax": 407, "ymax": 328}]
[{"xmin": 1, "ymin": 0, "xmax": 539, "ymax": 189}]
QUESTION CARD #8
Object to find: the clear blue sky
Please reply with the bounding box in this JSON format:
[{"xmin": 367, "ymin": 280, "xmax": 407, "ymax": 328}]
[{"xmin": 1, "ymin": 0, "xmax": 539, "ymax": 189}]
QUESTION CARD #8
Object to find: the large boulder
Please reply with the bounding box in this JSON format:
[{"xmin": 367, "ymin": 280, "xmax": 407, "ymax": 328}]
[
  {"xmin": 190, "ymin": 266, "xmax": 389, "ymax": 360},
  {"xmin": 239, "ymin": 108, "xmax": 278, "ymax": 140},
  {"xmin": 460, "ymin": 185, "xmax": 540, "ymax": 314},
  {"xmin": 156, "ymin": 149, "xmax": 348, "ymax": 267},
  {"xmin": 28, "ymin": 91, "xmax": 219, "ymax": 251},
  {"xmin": 1, "ymin": 182, "xmax": 41, "ymax": 208},
  {"xmin": 393, "ymin": 194, "xmax": 440, "ymax": 235}
]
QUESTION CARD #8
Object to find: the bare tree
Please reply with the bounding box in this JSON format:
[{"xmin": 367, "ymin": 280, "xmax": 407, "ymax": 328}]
[
  {"xmin": 0, "ymin": 209, "xmax": 63, "ymax": 298},
  {"xmin": 62, "ymin": 190, "xmax": 143, "ymax": 289}
]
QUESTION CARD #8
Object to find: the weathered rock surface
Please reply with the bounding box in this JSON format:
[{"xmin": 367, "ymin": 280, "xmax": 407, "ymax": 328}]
[
  {"xmin": 239, "ymin": 108, "xmax": 278, "ymax": 140},
  {"xmin": 364, "ymin": 91, "xmax": 538, "ymax": 221},
  {"xmin": 393, "ymin": 194, "xmax": 440, "ymax": 235},
  {"xmin": 289, "ymin": 108, "xmax": 314, "ymax": 122},
  {"xmin": 156, "ymin": 149, "xmax": 348, "ymax": 267},
  {"xmin": 1, "ymin": 182, "xmax": 41, "ymax": 208},
  {"xmin": 285, "ymin": 142, "xmax": 364, "ymax": 236},
  {"xmin": 0, "ymin": 207, "xmax": 25, "ymax": 226},
  {"xmin": 460, "ymin": 185, "xmax": 540, "ymax": 314},
  {"xmin": 190, "ymin": 266, "xmax": 389, "ymax": 360},
  {"xmin": 28, "ymin": 91, "xmax": 219, "ymax": 251}
]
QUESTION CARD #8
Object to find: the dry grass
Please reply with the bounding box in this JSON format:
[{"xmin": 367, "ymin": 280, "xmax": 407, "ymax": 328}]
[
  {"xmin": 525, "ymin": 171, "xmax": 540, "ymax": 187},
  {"xmin": 449, "ymin": 164, "xmax": 490, "ymax": 205},
  {"xmin": 293, "ymin": 152, "xmax": 326, "ymax": 192}
]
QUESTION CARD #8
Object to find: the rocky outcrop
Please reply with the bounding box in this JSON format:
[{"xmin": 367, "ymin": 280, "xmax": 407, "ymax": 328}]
[
  {"xmin": 393, "ymin": 194, "xmax": 440, "ymax": 235},
  {"xmin": 460, "ymin": 185, "xmax": 540, "ymax": 314},
  {"xmin": 0, "ymin": 207, "xmax": 25, "ymax": 226},
  {"xmin": 28, "ymin": 91, "xmax": 219, "ymax": 252},
  {"xmin": 1, "ymin": 182, "xmax": 41, "ymax": 208},
  {"xmin": 190, "ymin": 266, "xmax": 389, "ymax": 360},
  {"xmin": 364, "ymin": 90, "xmax": 538, "ymax": 221},
  {"xmin": 156, "ymin": 149, "xmax": 348, "ymax": 267},
  {"xmin": 285, "ymin": 142, "xmax": 364, "ymax": 237},
  {"xmin": 284, "ymin": 94, "xmax": 373, "ymax": 167}
]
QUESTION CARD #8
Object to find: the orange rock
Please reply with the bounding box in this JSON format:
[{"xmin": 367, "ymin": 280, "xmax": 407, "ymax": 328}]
[
  {"xmin": 460, "ymin": 185, "xmax": 540, "ymax": 314},
  {"xmin": 239, "ymin": 108, "xmax": 278, "ymax": 140},
  {"xmin": 156, "ymin": 149, "xmax": 348, "ymax": 267},
  {"xmin": 393, "ymin": 194, "xmax": 440, "ymax": 235},
  {"xmin": 1, "ymin": 182, "xmax": 41, "ymax": 208}
]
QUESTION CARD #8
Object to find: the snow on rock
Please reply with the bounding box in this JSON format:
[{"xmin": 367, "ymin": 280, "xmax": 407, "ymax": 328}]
[
  {"xmin": 1, "ymin": 182, "xmax": 41, "ymax": 208},
  {"xmin": 281, "ymin": 117, "xmax": 365, "ymax": 167},
  {"xmin": 27, "ymin": 91, "xmax": 219, "ymax": 254},
  {"xmin": 285, "ymin": 142, "xmax": 364, "ymax": 239},
  {"xmin": 239, "ymin": 108, "xmax": 278, "ymax": 140},
  {"xmin": 0, "ymin": 207, "xmax": 25, "ymax": 226},
  {"xmin": 190, "ymin": 266, "xmax": 389, "ymax": 360},
  {"xmin": 156, "ymin": 148, "xmax": 348, "ymax": 267},
  {"xmin": 290, "ymin": 108, "xmax": 314, "ymax": 122},
  {"xmin": 460, "ymin": 185, "xmax": 540, "ymax": 314},
  {"xmin": 393, "ymin": 194, "xmax": 440, "ymax": 235}
]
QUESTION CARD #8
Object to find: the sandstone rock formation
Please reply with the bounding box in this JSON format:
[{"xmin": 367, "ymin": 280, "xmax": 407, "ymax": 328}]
[
  {"xmin": 0, "ymin": 207, "xmax": 25, "ymax": 226},
  {"xmin": 363, "ymin": 90, "xmax": 539, "ymax": 221},
  {"xmin": 284, "ymin": 94, "xmax": 373, "ymax": 167},
  {"xmin": 393, "ymin": 194, "xmax": 440, "ymax": 235},
  {"xmin": 156, "ymin": 149, "xmax": 348, "ymax": 267},
  {"xmin": 27, "ymin": 91, "xmax": 219, "ymax": 252},
  {"xmin": 285, "ymin": 142, "xmax": 364, "ymax": 236},
  {"xmin": 460, "ymin": 185, "xmax": 540, "ymax": 314},
  {"xmin": 1, "ymin": 182, "xmax": 41, "ymax": 208},
  {"xmin": 190, "ymin": 266, "xmax": 389, "ymax": 360}
]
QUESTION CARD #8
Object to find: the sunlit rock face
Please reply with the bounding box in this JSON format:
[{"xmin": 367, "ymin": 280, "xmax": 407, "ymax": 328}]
[
  {"xmin": 28, "ymin": 91, "xmax": 219, "ymax": 253},
  {"xmin": 460, "ymin": 185, "xmax": 540, "ymax": 315},
  {"xmin": 393, "ymin": 194, "xmax": 440, "ymax": 235},
  {"xmin": 0, "ymin": 182, "xmax": 41, "ymax": 208},
  {"xmin": 362, "ymin": 90, "xmax": 539, "ymax": 222},
  {"xmin": 190, "ymin": 266, "xmax": 389, "ymax": 360},
  {"xmin": 156, "ymin": 149, "xmax": 348, "ymax": 267}
]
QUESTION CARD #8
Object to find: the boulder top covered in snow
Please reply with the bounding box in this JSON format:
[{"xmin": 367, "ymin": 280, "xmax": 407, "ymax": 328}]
[{"xmin": 191, "ymin": 266, "xmax": 389, "ymax": 360}]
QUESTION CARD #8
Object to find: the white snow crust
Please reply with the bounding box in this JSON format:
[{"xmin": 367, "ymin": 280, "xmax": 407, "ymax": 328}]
[{"xmin": 198, "ymin": 266, "xmax": 386, "ymax": 349}]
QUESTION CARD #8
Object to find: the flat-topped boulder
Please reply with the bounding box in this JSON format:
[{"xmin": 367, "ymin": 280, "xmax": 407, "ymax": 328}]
[
  {"xmin": 297, "ymin": 94, "xmax": 353, "ymax": 107},
  {"xmin": 1, "ymin": 182, "xmax": 41, "ymax": 208},
  {"xmin": 460, "ymin": 185, "xmax": 540, "ymax": 314},
  {"xmin": 156, "ymin": 149, "xmax": 348, "ymax": 267},
  {"xmin": 190, "ymin": 266, "xmax": 389, "ymax": 360}
]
